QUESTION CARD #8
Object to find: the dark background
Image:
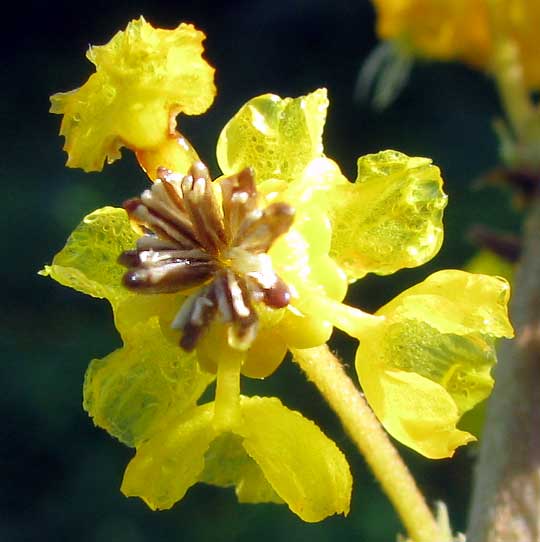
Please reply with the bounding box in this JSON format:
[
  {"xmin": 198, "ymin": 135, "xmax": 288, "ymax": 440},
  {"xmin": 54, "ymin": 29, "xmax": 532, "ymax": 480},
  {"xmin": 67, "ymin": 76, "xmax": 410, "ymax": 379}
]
[{"xmin": 3, "ymin": 1, "xmax": 521, "ymax": 541}]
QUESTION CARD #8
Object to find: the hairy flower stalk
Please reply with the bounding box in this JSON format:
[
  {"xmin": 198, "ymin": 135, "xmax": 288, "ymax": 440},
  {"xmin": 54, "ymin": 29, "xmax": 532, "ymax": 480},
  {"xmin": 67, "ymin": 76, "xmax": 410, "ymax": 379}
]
[{"xmin": 293, "ymin": 345, "xmax": 442, "ymax": 542}]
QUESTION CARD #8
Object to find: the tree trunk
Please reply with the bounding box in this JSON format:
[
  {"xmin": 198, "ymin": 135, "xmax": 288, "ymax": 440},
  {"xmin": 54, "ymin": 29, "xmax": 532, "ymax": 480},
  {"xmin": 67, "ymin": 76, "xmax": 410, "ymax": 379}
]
[{"xmin": 467, "ymin": 195, "xmax": 540, "ymax": 542}]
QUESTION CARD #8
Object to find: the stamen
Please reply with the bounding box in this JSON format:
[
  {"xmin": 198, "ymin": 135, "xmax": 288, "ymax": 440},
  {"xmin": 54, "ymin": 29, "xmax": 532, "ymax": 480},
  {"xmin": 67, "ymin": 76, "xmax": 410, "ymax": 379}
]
[
  {"xmin": 237, "ymin": 202, "xmax": 295, "ymax": 253},
  {"xmin": 172, "ymin": 287, "xmax": 218, "ymax": 351},
  {"xmin": 141, "ymin": 181, "xmax": 194, "ymax": 239},
  {"xmin": 120, "ymin": 161, "xmax": 295, "ymax": 353},
  {"xmin": 124, "ymin": 198, "xmax": 198, "ymax": 248},
  {"xmin": 122, "ymin": 258, "xmax": 215, "ymax": 293},
  {"xmin": 180, "ymin": 164, "xmax": 227, "ymax": 253},
  {"xmin": 220, "ymin": 167, "xmax": 258, "ymax": 242}
]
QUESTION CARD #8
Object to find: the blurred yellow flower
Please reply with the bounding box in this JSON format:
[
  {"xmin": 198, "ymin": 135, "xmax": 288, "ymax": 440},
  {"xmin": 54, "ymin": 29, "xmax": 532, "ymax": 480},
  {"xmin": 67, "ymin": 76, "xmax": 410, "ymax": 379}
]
[
  {"xmin": 50, "ymin": 17, "xmax": 215, "ymax": 172},
  {"xmin": 372, "ymin": 0, "xmax": 540, "ymax": 89}
]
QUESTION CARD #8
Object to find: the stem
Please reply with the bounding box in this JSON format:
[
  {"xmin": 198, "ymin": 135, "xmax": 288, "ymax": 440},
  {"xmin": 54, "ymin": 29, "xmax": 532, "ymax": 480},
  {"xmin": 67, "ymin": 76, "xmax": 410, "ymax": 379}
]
[
  {"xmin": 296, "ymin": 293, "xmax": 384, "ymax": 337},
  {"xmin": 213, "ymin": 348, "xmax": 243, "ymax": 432},
  {"xmin": 135, "ymin": 131, "xmax": 200, "ymax": 179},
  {"xmin": 487, "ymin": 0, "xmax": 533, "ymax": 141},
  {"xmin": 292, "ymin": 344, "xmax": 441, "ymax": 542},
  {"xmin": 467, "ymin": 195, "xmax": 540, "ymax": 542}
]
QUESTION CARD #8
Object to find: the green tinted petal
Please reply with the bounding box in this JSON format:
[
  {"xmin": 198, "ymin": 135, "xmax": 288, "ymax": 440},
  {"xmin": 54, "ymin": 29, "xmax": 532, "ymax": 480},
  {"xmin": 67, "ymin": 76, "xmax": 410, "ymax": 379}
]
[
  {"xmin": 84, "ymin": 318, "xmax": 213, "ymax": 447},
  {"xmin": 239, "ymin": 396, "xmax": 352, "ymax": 522},
  {"xmin": 379, "ymin": 269, "xmax": 513, "ymax": 338},
  {"xmin": 373, "ymin": 319, "xmax": 496, "ymax": 416},
  {"xmin": 200, "ymin": 433, "xmax": 282, "ymax": 503},
  {"xmin": 114, "ymin": 291, "xmax": 185, "ymax": 341},
  {"xmin": 326, "ymin": 150, "xmax": 447, "ymax": 280},
  {"xmin": 354, "ymin": 269, "xmax": 513, "ymax": 457},
  {"xmin": 121, "ymin": 404, "xmax": 215, "ymax": 510},
  {"xmin": 358, "ymin": 364, "xmax": 475, "ymax": 458},
  {"xmin": 40, "ymin": 207, "xmax": 137, "ymax": 308},
  {"xmin": 216, "ymin": 89, "xmax": 328, "ymax": 183}
]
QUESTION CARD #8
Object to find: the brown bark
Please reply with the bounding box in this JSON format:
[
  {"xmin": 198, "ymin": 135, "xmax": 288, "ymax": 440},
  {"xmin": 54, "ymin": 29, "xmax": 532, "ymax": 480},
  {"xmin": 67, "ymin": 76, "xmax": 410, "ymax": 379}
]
[{"xmin": 467, "ymin": 196, "xmax": 540, "ymax": 542}]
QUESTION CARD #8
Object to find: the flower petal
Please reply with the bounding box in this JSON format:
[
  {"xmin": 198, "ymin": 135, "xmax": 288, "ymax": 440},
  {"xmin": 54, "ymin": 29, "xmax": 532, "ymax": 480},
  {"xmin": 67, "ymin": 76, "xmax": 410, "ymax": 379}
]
[
  {"xmin": 241, "ymin": 326, "xmax": 288, "ymax": 378},
  {"xmin": 84, "ymin": 318, "xmax": 213, "ymax": 447},
  {"xmin": 40, "ymin": 207, "xmax": 138, "ymax": 308},
  {"xmin": 325, "ymin": 150, "xmax": 447, "ymax": 280},
  {"xmin": 359, "ymin": 366, "xmax": 475, "ymax": 458},
  {"xmin": 50, "ymin": 17, "xmax": 215, "ymax": 171},
  {"xmin": 216, "ymin": 89, "xmax": 328, "ymax": 183},
  {"xmin": 354, "ymin": 270, "xmax": 513, "ymax": 457},
  {"xmin": 466, "ymin": 249, "xmax": 514, "ymax": 284},
  {"xmin": 121, "ymin": 404, "xmax": 215, "ymax": 510},
  {"xmin": 200, "ymin": 433, "xmax": 282, "ymax": 503},
  {"xmin": 379, "ymin": 269, "xmax": 513, "ymax": 338},
  {"xmin": 239, "ymin": 396, "xmax": 352, "ymax": 522}
]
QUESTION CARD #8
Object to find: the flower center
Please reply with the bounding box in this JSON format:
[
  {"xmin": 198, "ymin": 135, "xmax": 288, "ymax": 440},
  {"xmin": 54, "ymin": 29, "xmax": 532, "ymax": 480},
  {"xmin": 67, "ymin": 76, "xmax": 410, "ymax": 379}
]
[{"xmin": 119, "ymin": 162, "xmax": 294, "ymax": 351}]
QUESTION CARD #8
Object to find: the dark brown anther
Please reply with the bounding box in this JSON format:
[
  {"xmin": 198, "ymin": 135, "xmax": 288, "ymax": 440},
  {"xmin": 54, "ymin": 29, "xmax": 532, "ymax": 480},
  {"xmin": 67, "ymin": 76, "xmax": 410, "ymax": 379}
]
[
  {"xmin": 220, "ymin": 167, "xmax": 258, "ymax": 242},
  {"xmin": 237, "ymin": 202, "xmax": 295, "ymax": 253},
  {"xmin": 121, "ymin": 254, "xmax": 215, "ymax": 294},
  {"xmin": 119, "ymin": 161, "xmax": 295, "ymax": 352},
  {"xmin": 175, "ymin": 287, "xmax": 218, "ymax": 351},
  {"xmin": 180, "ymin": 167, "xmax": 227, "ymax": 254},
  {"xmin": 262, "ymin": 277, "xmax": 291, "ymax": 309},
  {"xmin": 118, "ymin": 250, "xmax": 141, "ymax": 268},
  {"xmin": 123, "ymin": 197, "xmax": 143, "ymax": 215}
]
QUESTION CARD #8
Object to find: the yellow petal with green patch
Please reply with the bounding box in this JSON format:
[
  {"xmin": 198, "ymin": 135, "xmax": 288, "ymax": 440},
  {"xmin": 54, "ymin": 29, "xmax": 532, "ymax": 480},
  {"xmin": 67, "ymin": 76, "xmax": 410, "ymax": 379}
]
[
  {"xmin": 216, "ymin": 89, "xmax": 328, "ymax": 183},
  {"xmin": 40, "ymin": 206, "xmax": 188, "ymax": 341},
  {"xmin": 359, "ymin": 366, "xmax": 475, "ymax": 458},
  {"xmin": 354, "ymin": 269, "xmax": 513, "ymax": 458},
  {"xmin": 50, "ymin": 17, "xmax": 215, "ymax": 171},
  {"xmin": 325, "ymin": 150, "xmax": 447, "ymax": 281},
  {"xmin": 200, "ymin": 433, "xmax": 282, "ymax": 504},
  {"xmin": 84, "ymin": 318, "xmax": 213, "ymax": 447},
  {"xmin": 40, "ymin": 207, "xmax": 137, "ymax": 309},
  {"xmin": 379, "ymin": 269, "xmax": 513, "ymax": 338},
  {"xmin": 239, "ymin": 396, "xmax": 352, "ymax": 522},
  {"xmin": 121, "ymin": 404, "xmax": 216, "ymax": 510}
]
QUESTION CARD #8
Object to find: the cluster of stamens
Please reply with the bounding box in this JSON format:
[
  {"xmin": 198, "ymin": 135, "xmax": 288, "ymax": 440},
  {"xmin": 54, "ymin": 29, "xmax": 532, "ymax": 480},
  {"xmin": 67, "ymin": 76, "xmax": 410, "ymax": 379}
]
[{"xmin": 119, "ymin": 162, "xmax": 294, "ymax": 351}]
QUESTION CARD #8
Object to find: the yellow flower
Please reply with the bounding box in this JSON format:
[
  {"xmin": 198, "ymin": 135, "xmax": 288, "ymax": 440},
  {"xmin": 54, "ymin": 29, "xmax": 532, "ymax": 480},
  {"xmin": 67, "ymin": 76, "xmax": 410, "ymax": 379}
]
[
  {"xmin": 50, "ymin": 17, "xmax": 215, "ymax": 172},
  {"xmin": 40, "ymin": 202, "xmax": 352, "ymax": 522},
  {"xmin": 121, "ymin": 396, "xmax": 352, "ymax": 522},
  {"xmin": 43, "ymin": 87, "xmax": 513, "ymax": 517},
  {"xmin": 372, "ymin": 0, "xmax": 540, "ymax": 90},
  {"xmin": 352, "ymin": 269, "xmax": 512, "ymax": 458}
]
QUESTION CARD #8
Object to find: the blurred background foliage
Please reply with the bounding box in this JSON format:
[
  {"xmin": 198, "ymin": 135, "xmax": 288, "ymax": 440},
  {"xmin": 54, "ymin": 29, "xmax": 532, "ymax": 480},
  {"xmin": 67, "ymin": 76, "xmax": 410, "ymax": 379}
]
[{"xmin": 3, "ymin": 1, "xmax": 521, "ymax": 541}]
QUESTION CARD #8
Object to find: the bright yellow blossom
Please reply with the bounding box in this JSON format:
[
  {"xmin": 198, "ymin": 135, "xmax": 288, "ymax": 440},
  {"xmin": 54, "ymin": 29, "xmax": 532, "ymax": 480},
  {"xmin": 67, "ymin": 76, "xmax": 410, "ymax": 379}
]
[
  {"xmin": 45, "ymin": 6, "xmax": 515, "ymax": 517},
  {"xmin": 50, "ymin": 17, "xmax": 215, "ymax": 172},
  {"xmin": 44, "ymin": 83, "xmax": 513, "ymax": 521},
  {"xmin": 372, "ymin": 0, "xmax": 540, "ymax": 90}
]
